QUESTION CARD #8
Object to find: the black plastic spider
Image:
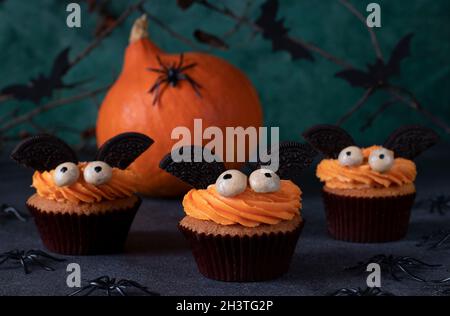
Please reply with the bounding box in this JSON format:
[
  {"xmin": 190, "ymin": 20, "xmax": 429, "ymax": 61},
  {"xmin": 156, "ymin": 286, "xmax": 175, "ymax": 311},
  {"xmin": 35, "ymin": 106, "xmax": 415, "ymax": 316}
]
[
  {"xmin": 346, "ymin": 254, "xmax": 441, "ymax": 282},
  {"xmin": 1, "ymin": 204, "xmax": 27, "ymax": 222},
  {"xmin": 417, "ymin": 229, "xmax": 450, "ymax": 249},
  {"xmin": 415, "ymin": 194, "xmax": 450, "ymax": 215},
  {"xmin": 0, "ymin": 249, "xmax": 65, "ymax": 274},
  {"xmin": 147, "ymin": 53, "xmax": 202, "ymax": 106},
  {"xmin": 330, "ymin": 287, "xmax": 395, "ymax": 296},
  {"xmin": 68, "ymin": 275, "xmax": 160, "ymax": 296}
]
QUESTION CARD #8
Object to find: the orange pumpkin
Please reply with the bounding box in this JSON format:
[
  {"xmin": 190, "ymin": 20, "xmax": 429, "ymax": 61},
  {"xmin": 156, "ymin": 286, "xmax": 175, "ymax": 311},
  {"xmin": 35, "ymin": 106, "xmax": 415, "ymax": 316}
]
[{"xmin": 96, "ymin": 15, "xmax": 263, "ymax": 197}]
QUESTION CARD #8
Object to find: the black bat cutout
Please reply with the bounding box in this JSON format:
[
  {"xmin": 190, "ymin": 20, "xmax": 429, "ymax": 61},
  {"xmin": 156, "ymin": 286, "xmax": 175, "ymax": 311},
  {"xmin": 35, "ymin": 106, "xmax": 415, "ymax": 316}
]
[
  {"xmin": 302, "ymin": 124, "xmax": 356, "ymax": 158},
  {"xmin": 1, "ymin": 47, "xmax": 72, "ymax": 104},
  {"xmin": 246, "ymin": 142, "xmax": 317, "ymax": 181},
  {"xmin": 10, "ymin": 134, "xmax": 78, "ymax": 172},
  {"xmin": 255, "ymin": 0, "xmax": 314, "ymax": 61},
  {"xmin": 384, "ymin": 125, "xmax": 440, "ymax": 160},
  {"xmin": 159, "ymin": 146, "xmax": 226, "ymax": 189},
  {"xmin": 96, "ymin": 133, "xmax": 154, "ymax": 169}
]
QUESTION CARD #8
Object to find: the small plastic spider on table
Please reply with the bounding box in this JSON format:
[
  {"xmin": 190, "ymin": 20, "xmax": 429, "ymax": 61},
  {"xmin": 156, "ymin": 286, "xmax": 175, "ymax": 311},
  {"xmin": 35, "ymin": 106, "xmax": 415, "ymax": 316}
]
[
  {"xmin": 346, "ymin": 254, "xmax": 441, "ymax": 282},
  {"xmin": 147, "ymin": 53, "xmax": 202, "ymax": 105},
  {"xmin": 417, "ymin": 229, "xmax": 450, "ymax": 249},
  {"xmin": 415, "ymin": 194, "xmax": 450, "ymax": 215},
  {"xmin": 68, "ymin": 275, "xmax": 160, "ymax": 296},
  {"xmin": 330, "ymin": 287, "xmax": 395, "ymax": 296},
  {"xmin": 0, "ymin": 249, "xmax": 65, "ymax": 274},
  {"xmin": 0, "ymin": 204, "xmax": 27, "ymax": 222}
]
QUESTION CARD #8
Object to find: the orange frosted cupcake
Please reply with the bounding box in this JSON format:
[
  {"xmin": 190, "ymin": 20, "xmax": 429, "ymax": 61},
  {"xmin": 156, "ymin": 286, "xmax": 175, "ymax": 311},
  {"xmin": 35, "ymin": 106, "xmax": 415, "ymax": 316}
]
[
  {"xmin": 160, "ymin": 143, "xmax": 316, "ymax": 281},
  {"xmin": 11, "ymin": 133, "xmax": 153, "ymax": 255},
  {"xmin": 303, "ymin": 125, "xmax": 439, "ymax": 243}
]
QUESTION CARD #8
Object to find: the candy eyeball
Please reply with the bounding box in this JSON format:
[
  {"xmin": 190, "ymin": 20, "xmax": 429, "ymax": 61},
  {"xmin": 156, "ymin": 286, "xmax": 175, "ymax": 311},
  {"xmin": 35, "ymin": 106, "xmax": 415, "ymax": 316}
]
[
  {"xmin": 249, "ymin": 168, "xmax": 280, "ymax": 193},
  {"xmin": 368, "ymin": 147, "xmax": 394, "ymax": 173},
  {"xmin": 53, "ymin": 162, "xmax": 80, "ymax": 187},
  {"xmin": 338, "ymin": 146, "xmax": 364, "ymax": 167},
  {"xmin": 84, "ymin": 161, "xmax": 113, "ymax": 185},
  {"xmin": 215, "ymin": 169, "xmax": 247, "ymax": 197}
]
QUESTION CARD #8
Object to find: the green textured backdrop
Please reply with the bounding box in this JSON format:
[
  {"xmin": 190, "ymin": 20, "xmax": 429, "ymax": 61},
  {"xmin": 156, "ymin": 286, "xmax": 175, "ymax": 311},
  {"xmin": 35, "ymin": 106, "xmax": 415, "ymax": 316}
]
[{"xmin": 0, "ymin": 0, "xmax": 449, "ymax": 146}]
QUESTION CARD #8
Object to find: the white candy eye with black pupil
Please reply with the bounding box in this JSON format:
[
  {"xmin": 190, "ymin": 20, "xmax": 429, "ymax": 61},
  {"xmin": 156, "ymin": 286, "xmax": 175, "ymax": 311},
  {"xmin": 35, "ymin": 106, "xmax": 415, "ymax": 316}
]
[
  {"xmin": 249, "ymin": 168, "xmax": 280, "ymax": 193},
  {"xmin": 53, "ymin": 162, "xmax": 80, "ymax": 187},
  {"xmin": 338, "ymin": 146, "xmax": 364, "ymax": 167},
  {"xmin": 369, "ymin": 147, "xmax": 394, "ymax": 173},
  {"xmin": 215, "ymin": 169, "xmax": 247, "ymax": 197},
  {"xmin": 84, "ymin": 161, "xmax": 113, "ymax": 185}
]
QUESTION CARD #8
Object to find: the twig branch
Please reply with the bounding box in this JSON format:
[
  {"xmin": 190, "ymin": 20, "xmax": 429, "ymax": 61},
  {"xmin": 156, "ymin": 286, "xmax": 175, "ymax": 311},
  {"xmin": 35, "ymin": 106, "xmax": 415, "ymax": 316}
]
[
  {"xmin": 195, "ymin": 0, "xmax": 354, "ymax": 68},
  {"xmin": 386, "ymin": 85, "xmax": 450, "ymax": 134},
  {"xmin": 0, "ymin": 86, "xmax": 109, "ymax": 134},
  {"xmin": 138, "ymin": 6, "xmax": 202, "ymax": 50},
  {"xmin": 338, "ymin": 0, "xmax": 384, "ymax": 61},
  {"xmin": 360, "ymin": 98, "xmax": 397, "ymax": 131},
  {"xmin": 69, "ymin": 0, "xmax": 146, "ymax": 69},
  {"xmin": 337, "ymin": 87, "xmax": 375, "ymax": 125}
]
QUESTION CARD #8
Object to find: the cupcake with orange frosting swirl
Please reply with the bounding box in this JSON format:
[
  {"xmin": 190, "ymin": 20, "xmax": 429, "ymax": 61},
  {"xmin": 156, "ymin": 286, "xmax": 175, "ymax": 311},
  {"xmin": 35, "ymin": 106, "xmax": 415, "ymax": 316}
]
[
  {"xmin": 11, "ymin": 133, "xmax": 153, "ymax": 255},
  {"xmin": 160, "ymin": 143, "xmax": 316, "ymax": 281},
  {"xmin": 303, "ymin": 125, "xmax": 439, "ymax": 243}
]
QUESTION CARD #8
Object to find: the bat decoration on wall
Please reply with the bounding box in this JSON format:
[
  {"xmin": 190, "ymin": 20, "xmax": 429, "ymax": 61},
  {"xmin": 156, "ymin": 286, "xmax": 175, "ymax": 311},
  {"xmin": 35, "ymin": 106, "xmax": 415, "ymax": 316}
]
[
  {"xmin": 10, "ymin": 132, "xmax": 153, "ymax": 187},
  {"xmin": 159, "ymin": 142, "xmax": 316, "ymax": 197},
  {"xmin": 0, "ymin": 47, "xmax": 84, "ymax": 104},
  {"xmin": 255, "ymin": 0, "xmax": 314, "ymax": 61},
  {"xmin": 303, "ymin": 124, "xmax": 439, "ymax": 163},
  {"xmin": 335, "ymin": 33, "xmax": 413, "ymax": 88}
]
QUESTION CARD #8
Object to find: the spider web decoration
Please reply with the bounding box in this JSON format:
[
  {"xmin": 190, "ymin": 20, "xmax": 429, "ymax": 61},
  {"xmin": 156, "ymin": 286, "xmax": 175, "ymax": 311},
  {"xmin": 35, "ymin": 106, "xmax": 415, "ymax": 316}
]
[
  {"xmin": 329, "ymin": 286, "xmax": 395, "ymax": 296},
  {"xmin": 415, "ymin": 194, "xmax": 450, "ymax": 215},
  {"xmin": 346, "ymin": 254, "xmax": 441, "ymax": 282},
  {"xmin": 0, "ymin": 249, "xmax": 66, "ymax": 274},
  {"xmin": 0, "ymin": 204, "xmax": 27, "ymax": 222},
  {"xmin": 417, "ymin": 230, "xmax": 450, "ymax": 250},
  {"xmin": 68, "ymin": 275, "xmax": 160, "ymax": 296}
]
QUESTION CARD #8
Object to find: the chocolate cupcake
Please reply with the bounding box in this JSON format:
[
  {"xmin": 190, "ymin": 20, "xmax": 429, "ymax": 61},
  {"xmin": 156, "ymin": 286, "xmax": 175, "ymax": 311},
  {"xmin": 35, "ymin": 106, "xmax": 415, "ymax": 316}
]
[
  {"xmin": 303, "ymin": 125, "xmax": 439, "ymax": 243},
  {"xmin": 11, "ymin": 132, "xmax": 153, "ymax": 255},
  {"xmin": 160, "ymin": 143, "xmax": 316, "ymax": 281}
]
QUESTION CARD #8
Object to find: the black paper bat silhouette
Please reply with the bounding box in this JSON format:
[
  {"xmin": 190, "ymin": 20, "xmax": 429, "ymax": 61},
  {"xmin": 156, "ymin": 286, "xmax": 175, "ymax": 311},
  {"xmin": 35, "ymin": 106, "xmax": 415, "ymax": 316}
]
[
  {"xmin": 0, "ymin": 47, "xmax": 77, "ymax": 103},
  {"xmin": 255, "ymin": 0, "xmax": 314, "ymax": 61},
  {"xmin": 302, "ymin": 124, "xmax": 439, "ymax": 159},
  {"xmin": 335, "ymin": 33, "xmax": 413, "ymax": 88},
  {"xmin": 10, "ymin": 132, "xmax": 153, "ymax": 173},
  {"xmin": 159, "ymin": 142, "xmax": 316, "ymax": 189}
]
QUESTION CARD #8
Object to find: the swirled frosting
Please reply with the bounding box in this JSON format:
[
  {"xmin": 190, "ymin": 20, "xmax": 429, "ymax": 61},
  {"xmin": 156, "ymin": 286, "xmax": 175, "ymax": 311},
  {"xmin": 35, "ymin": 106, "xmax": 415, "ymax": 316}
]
[
  {"xmin": 182, "ymin": 180, "xmax": 301, "ymax": 227},
  {"xmin": 32, "ymin": 162, "xmax": 138, "ymax": 204},
  {"xmin": 317, "ymin": 146, "xmax": 417, "ymax": 189}
]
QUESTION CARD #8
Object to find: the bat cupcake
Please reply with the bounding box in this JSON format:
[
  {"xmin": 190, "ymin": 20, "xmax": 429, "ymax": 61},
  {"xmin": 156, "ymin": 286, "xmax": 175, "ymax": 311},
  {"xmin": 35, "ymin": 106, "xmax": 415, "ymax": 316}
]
[
  {"xmin": 11, "ymin": 132, "xmax": 153, "ymax": 255},
  {"xmin": 160, "ymin": 143, "xmax": 316, "ymax": 281},
  {"xmin": 303, "ymin": 124, "xmax": 439, "ymax": 243}
]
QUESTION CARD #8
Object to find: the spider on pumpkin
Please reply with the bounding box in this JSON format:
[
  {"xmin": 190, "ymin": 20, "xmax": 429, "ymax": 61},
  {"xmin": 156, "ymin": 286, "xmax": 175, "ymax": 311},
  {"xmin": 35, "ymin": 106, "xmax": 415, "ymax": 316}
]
[
  {"xmin": 330, "ymin": 286, "xmax": 395, "ymax": 296},
  {"xmin": 68, "ymin": 275, "xmax": 160, "ymax": 296},
  {"xmin": 0, "ymin": 249, "xmax": 65, "ymax": 274},
  {"xmin": 346, "ymin": 254, "xmax": 441, "ymax": 282},
  {"xmin": 147, "ymin": 53, "xmax": 202, "ymax": 106}
]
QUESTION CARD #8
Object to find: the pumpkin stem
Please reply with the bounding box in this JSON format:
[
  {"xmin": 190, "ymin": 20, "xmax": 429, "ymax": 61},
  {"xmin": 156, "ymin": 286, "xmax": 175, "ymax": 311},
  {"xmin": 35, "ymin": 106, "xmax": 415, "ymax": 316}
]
[{"xmin": 129, "ymin": 14, "xmax": 149, "ymax": 44}]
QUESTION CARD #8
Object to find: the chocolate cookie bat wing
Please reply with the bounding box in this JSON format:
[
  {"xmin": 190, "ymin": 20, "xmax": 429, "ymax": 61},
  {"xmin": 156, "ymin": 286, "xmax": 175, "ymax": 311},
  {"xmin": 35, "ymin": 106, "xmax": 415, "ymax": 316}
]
[
  {"xmin": 384, "ymin": 125, "xmax": 439, "ymax": 159},
  {"xmin": 159, "ymin": 146, "xmax": 226, "ymax": 189},
  {"xmin": 302, "ymin": 124, "xmax": 356, "ymax": 158},
  {"xmin": 246, "ymin": 141, "xmax": 317, "ymax": 181},
  {"xmin": 96, "ymin": 132, "xmax": 154, "ymax": 169},
  {"xmin": 11, "ymin": 134, "xmax": 78, "ymax": 172}
]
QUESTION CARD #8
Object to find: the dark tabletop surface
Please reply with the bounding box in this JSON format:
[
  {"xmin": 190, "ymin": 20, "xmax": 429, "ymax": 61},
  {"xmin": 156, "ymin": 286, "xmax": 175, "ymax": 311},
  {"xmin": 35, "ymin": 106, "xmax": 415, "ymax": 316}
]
[{"xmin": 0, "ymin": 143, "xmax": 449, "ymax": 296}]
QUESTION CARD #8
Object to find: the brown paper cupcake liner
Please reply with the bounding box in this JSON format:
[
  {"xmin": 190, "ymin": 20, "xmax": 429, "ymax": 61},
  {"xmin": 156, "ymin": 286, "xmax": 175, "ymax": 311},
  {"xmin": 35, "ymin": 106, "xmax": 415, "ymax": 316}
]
[
  {"xmin": 322, "ymin": 190, "xmax": 415, "ymax": 243},
  {"xmin": 179, "ymin": 221, "xmax": 304, "ymax": 282},
  {"xmin": 27, "ymin": 197, "xmax": 141, "ymax": 255}
]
